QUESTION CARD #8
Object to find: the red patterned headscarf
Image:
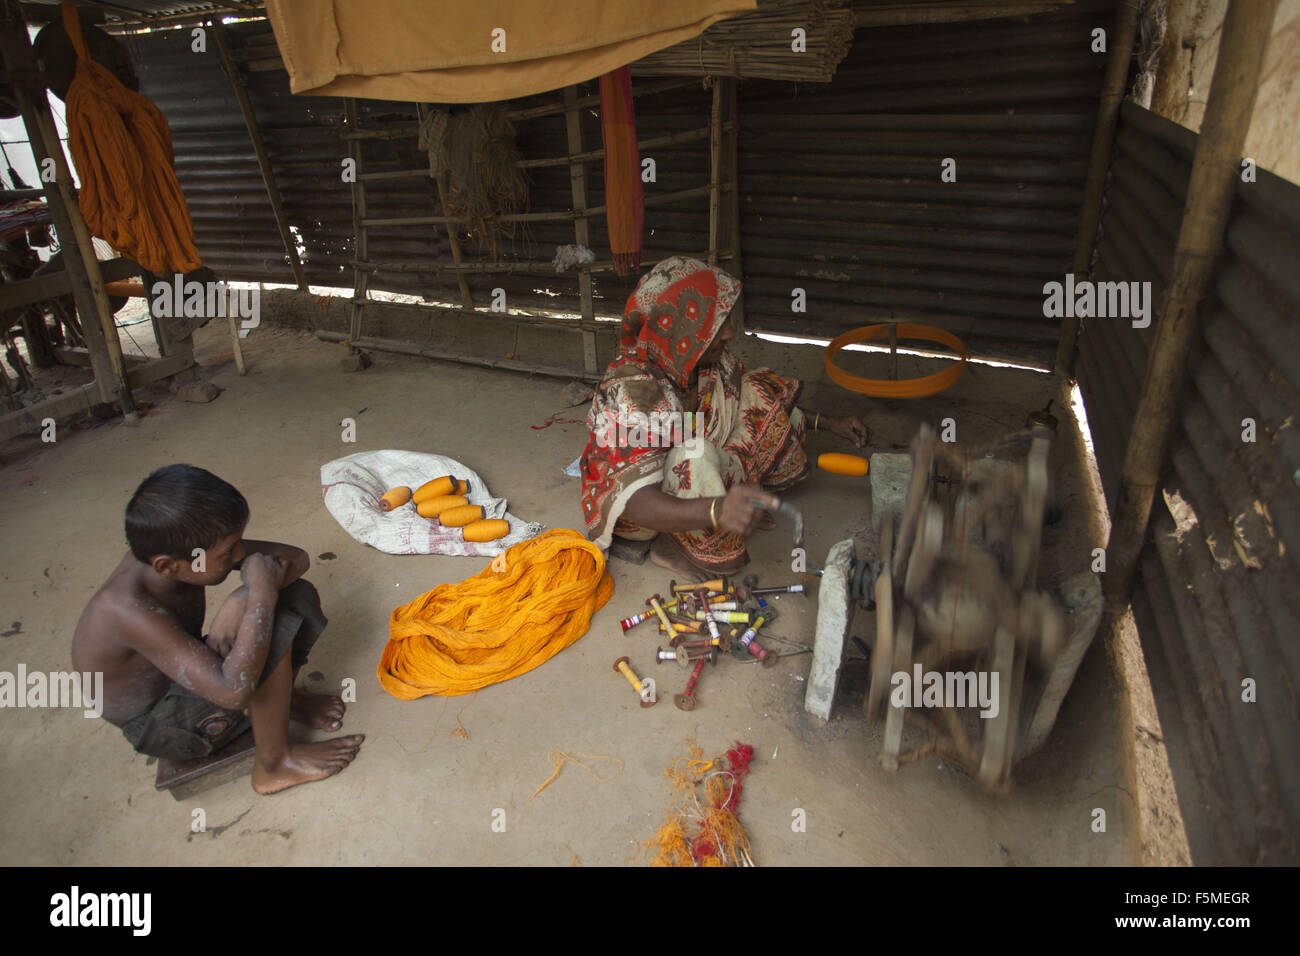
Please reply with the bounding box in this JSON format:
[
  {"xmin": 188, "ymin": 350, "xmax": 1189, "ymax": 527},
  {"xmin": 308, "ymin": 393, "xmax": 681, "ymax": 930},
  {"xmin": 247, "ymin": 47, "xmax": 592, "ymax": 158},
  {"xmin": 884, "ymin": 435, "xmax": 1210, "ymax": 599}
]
[
  {"xmin": 612, "ymin": 256, "xmax": 742, "ymax": 389},
  {"xmin": 578, "ymin": 258, "xmax": 742, "ymax": 547}
]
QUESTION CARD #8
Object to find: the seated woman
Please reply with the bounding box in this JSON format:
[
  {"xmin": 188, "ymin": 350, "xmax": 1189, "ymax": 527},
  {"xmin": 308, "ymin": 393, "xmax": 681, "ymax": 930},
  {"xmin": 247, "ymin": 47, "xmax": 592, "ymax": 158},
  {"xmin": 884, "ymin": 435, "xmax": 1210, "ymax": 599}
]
[{"xmin": 579, "ymin": 256, "xmax": 867, "ymax": 577}]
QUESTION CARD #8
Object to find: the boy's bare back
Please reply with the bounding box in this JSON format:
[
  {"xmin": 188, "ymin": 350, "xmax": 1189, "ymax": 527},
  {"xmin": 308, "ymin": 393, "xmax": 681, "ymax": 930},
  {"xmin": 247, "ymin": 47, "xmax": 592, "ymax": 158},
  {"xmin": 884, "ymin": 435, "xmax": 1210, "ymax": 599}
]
[
  {"xmin": 72, "ymin": 529, "xmax": 289, "ymax": 727},
  {"xmin": 72, "ymin": 551, "xmax": 208, "ymax": 725}
]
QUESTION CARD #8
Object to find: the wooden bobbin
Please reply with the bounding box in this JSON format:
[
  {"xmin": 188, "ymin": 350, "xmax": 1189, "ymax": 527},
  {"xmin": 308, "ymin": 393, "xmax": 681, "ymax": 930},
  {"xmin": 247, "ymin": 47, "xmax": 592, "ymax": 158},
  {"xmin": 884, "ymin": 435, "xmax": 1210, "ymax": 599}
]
[{"xmin": 613, "ymin": 656, "xmax": 655, "ymax": 707}]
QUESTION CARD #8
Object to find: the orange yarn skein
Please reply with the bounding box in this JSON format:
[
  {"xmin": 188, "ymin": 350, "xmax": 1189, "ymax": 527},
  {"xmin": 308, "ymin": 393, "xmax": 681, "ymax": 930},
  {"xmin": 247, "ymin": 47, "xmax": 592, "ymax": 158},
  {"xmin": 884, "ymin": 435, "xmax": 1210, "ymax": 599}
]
[
  {"xmin": 378, "ymin": 529, "xmax": 615, "ymax": 699},
  {"xmin": 60, "ymin": 3, "xmax": 202, "ymax": 274}
]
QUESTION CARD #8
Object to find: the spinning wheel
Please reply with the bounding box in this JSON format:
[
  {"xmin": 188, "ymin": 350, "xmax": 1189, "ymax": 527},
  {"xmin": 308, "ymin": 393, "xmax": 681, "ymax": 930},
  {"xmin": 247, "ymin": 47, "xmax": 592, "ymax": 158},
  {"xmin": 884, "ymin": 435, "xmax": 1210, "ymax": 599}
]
[
  {"xmin": 866, "ymin": 422, "xmax": 1065, "ymax": 790},
  {"xmin": 825, "ymin": 323, "xmax": 968, "ymax": 399}
]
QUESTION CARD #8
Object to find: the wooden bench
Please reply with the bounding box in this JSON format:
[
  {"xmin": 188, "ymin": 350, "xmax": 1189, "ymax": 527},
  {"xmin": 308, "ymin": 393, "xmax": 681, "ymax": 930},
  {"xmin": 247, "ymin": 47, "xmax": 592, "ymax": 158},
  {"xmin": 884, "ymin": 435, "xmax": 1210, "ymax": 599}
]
[{"xmin": 154, "ymin": 728, "xmax": 257, "ymax": 801}]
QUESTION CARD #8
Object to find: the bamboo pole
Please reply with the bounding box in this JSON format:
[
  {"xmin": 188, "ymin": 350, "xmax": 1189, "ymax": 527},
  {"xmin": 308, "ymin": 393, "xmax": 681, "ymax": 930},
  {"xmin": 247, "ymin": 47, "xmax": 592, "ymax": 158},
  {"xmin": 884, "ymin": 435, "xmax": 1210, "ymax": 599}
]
[
  {"xmin": 359, "ymin": 183, "xmax": 730, "ymax": 228},
  {"xmin": 341, "ymin": 80, "xmax": 700, "ymax": 140},
  {"xmin": 354, "ymin": 124, "xmax": 723, "ymax": 178},
  {"xmin": 708, "ymin": 80, "xmax": 722, "ymax": 267},
  {"xmin": 723, "ymin": 76, "xmax": 744, "ymax": 328},
  {"xmin": 325, "ymin": 332, "xmax": 605, "ymax": 383},
  {"xmin": 101, "ymin": 2, "xmax": 262, "ymax": 33},
  {"xmin": 854, "ymin": 1, "xmax": 1069, "ymax": 28},
  {"xmin": 345, "ymin": 98, "xmax": 369, "ymax": 342},
  {"xmin": 0, "ymin": 3, "xmax": 135, "ymax": 415},
  {"xmin": 564, "ymin": 85, "xmax": 598, "ymax": 374},
  {"xmin": 520, "ymin": 125, "xmax": 727, "ymax": 169},
  {"xmin": 211, "ymin": 21, "xmax": 308, "ymax": 291},
  {"xmin": 348, "ymin": 249, "xmax": 725, "ymax": 275},
  {"xmin": 1054, "ymin": 0, "xmax": 1140, "ymax": 376},
  {"xmin": 1104, "ymin": 0, "xmax": 1280, "ymax": 609},
  {"xmin": 506, "ymin": 78, "xmax": 698, "ymax": 122},
  {"xmin": 351, "ymin": 125, "xmax": 728, "ymax": 174}
]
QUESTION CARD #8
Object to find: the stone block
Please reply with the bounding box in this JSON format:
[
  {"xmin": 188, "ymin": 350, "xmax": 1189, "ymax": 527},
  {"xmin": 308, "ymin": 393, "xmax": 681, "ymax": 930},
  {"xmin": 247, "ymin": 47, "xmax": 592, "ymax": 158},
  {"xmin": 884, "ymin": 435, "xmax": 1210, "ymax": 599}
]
[
  {"xmin": 805, "ymin": 537, "xmax": 856, "ymax": 721},
  {"xmin": 177, "ymin": 382, "xmax": 220, "ymax": 403}
]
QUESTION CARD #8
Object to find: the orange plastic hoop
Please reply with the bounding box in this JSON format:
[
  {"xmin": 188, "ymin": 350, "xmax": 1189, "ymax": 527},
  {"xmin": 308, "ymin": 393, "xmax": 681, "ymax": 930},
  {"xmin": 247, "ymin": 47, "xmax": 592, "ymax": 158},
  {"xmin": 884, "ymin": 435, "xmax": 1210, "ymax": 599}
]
[{"xmin": 824, "ymin": 323, "xmax": 968, "ymax": 398}]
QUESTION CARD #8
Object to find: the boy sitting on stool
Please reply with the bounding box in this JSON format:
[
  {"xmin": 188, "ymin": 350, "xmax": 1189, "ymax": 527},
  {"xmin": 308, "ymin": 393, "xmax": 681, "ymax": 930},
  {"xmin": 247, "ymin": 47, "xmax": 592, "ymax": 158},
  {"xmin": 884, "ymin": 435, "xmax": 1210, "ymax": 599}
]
[{"xmin": 72, "ymin": 464, "xmax": 363, "ymax": 794}]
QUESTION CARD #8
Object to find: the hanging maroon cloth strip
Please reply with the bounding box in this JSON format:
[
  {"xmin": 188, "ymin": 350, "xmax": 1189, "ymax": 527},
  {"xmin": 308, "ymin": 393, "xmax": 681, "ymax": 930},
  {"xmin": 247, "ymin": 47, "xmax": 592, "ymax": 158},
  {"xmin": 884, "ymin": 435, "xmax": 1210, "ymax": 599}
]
[{"xmin": 598, "ymin": 66, "xmax": 644, "ymax": 275}]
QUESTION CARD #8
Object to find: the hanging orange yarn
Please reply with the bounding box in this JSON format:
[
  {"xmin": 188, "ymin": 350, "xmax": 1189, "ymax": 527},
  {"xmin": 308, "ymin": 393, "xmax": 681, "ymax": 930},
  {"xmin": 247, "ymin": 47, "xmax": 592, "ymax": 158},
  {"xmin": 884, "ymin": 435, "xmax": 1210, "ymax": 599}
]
[
  {"xmin": 378, "ymin": 529, "xmax": 614, "ymax": 699},
  {"xmin": 59, "ymin": 2, "xmax": 202, "ymax": 274}
]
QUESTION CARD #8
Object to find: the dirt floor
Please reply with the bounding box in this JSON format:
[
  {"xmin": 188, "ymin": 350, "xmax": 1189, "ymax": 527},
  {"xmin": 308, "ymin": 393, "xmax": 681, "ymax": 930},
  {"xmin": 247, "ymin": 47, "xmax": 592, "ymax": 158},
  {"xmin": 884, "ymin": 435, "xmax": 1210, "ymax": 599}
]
[{"xmin": 0, "ymin": 316, "xmax": 1189, "ymax": 866}]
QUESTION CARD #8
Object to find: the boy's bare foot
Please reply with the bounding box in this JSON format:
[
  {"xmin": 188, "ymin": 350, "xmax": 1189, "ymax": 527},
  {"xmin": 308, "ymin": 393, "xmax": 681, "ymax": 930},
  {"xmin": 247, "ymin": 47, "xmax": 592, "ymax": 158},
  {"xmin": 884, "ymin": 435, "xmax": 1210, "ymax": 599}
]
[
  {"xmin": 290, "ymin": 689, "xmax": 346, "ymax": 731},
  {"xmin": 252, "ymin": 735, "xmax": 365, "ymax": 795}
]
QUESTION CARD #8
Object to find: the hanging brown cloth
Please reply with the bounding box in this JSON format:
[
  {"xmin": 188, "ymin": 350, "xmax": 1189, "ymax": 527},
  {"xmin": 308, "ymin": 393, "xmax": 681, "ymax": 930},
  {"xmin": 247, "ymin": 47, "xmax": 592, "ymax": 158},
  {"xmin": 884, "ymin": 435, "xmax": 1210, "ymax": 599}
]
[
  {"xmin": 599, "ymin": 66, "xmax": 644, "ymax": 275},
  {"xmin": 265, "ymin": 0, "xmax": 755, "ymax": 103}
]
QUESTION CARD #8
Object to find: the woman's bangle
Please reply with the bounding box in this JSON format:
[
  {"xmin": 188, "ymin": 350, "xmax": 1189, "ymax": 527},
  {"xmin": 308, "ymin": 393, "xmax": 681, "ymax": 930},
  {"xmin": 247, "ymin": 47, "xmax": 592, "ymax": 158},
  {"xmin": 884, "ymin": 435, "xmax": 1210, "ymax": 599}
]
[
  {"xmin": 814, "ymin": 412, "xmax": 821, "ymax": 431},
  {"xmin": 710, "ymin": 498, "xmax": 719, "ymax": 530}
]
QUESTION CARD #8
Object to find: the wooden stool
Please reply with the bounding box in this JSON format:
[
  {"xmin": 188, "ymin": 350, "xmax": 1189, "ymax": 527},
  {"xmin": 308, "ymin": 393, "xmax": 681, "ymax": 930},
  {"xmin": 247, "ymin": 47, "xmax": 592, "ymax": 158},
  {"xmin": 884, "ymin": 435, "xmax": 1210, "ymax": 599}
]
[{"xmin": 154, "ymin": 728, "xmax": 256, "ymax": 801}]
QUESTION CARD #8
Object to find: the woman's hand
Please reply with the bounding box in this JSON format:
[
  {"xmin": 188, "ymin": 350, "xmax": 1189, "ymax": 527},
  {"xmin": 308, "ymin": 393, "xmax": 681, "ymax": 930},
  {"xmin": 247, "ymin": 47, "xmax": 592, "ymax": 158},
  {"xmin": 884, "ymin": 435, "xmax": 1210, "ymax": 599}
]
[
  {"xmin": 826, "ymin": 415, "xmax": 869, "ymax": 448},
  {"xmin": 715, "ymin": 485, "xmax": 778, "ymax": 537}
]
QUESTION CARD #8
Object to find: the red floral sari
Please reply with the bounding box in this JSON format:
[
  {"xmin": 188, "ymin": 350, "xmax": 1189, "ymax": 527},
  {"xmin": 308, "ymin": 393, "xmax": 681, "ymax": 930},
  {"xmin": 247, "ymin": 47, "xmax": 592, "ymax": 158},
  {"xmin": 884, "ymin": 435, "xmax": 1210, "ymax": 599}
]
[{"xmin": 579, "ymin": 257, "xmax": 808, "ymax": 572}]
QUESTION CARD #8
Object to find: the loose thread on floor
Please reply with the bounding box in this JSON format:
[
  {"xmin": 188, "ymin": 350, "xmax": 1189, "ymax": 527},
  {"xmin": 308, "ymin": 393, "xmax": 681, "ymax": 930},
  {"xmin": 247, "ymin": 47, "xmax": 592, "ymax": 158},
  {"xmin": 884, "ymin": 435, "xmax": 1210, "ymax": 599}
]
[
  {"xmin": 418, "ymin": 698, "xmax": 451, "ymax": 753},
  {"xmin": 647, "ymin": 741, "xmax": 756, "ymax": 867},
  {"xmin": 450, "ymin": 695, "xmax": 474, "ymax": 740},
  {"xmin": 531, "ymin": 751, "xmax": 625, "ymax": 800}
]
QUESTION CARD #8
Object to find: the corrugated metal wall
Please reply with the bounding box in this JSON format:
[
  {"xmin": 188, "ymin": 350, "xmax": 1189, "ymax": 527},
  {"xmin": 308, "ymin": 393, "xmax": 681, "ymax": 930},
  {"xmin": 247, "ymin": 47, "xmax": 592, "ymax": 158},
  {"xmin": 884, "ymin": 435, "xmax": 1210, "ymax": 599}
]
[
  {"xmin": 1078, "ymin": 101, "xmax": 1300, "ymax": 865},
  {"xmin": 126, "ymin": 8, "xmax": 1123, "ymax": 363},
  {"xmin": 734, "ymin": 0, "xmax": 1118, "ymax": 366},
  {"xmin": 127, "ymin": 21, "xmax": 712, "ymax": 319}
]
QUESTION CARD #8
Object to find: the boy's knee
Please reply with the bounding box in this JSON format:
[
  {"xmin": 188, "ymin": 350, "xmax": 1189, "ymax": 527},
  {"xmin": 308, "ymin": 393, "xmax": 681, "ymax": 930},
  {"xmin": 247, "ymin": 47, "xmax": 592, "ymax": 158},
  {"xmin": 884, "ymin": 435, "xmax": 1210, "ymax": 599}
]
[
  {"xmin": 279, "ymin": 578, "xmax": 325, "ymax": 622},
  {"xmin": 280, "ymin": 578, "xmax": 319, "ymax": 603},
  {"xmin": 215, "ymin": 585, "xmax": 249, "ymax": 616}
]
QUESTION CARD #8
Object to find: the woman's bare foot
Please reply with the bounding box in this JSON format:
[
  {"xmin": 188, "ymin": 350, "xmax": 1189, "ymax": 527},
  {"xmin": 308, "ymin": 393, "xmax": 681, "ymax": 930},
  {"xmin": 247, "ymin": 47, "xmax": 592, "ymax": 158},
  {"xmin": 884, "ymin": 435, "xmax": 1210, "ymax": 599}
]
[
  {"xmin": 649, "ymin": 534, "xmax": 707, "ymax": 579},
  {"xmin": 649, "ymin": 533, "xmax": 745, "ymax": 582},
  {"xmin": 290, "ymin": 690, "xmax": 345, "ymax": 731},
  {"xmin": 252, "ymin": 735, "xmax": 365, "ymax": 795}
]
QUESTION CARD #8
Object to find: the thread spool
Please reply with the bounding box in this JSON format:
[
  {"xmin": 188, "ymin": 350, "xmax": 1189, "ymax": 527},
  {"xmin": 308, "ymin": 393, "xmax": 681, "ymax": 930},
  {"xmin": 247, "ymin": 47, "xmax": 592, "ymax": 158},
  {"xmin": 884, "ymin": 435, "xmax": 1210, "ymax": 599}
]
[
  {"xmin": 752, "ymin": 584, "xmax": 805, "ymax": 596},
  {"xmin": 620, "ymin": 610, "xmax": 651, "ymax": 632},
  {"xmin": 696, "ymin": 603, "xmax": 723, "ymax": 644},
  {"xmin": 655, "ymin": 646, "xmax": 690, "ymax": 668},
  {"xmin": 669, "ymin": 632, "xmax": 704, "ymax": 648},
  {"xmin": 626, "ymin": 592, "xmax": 692, "ymax": 630},
  {"xmin": 737, "ymin": 615, "xmax": 768, "ymax": 660},
  {"xmin": 676, "ymin": 633, "xmax": 725, "ymax": 651},
  {"xmin": 613, "ymin": 656, "xmax": 656, "ymax": 707},
  {"xmin": 672, "ymin": 577, "xmax": 728, "ymax": 593},
  {"xmin": 818, "ymin": 452, "xmax": 869, "ymax": 477},
  {"xmin": 679, "ymin": 645, "xmax": 717, "ymax": 664},
  {"xmin": 674, "ymin": 657, "xmax": 706, "ymax": 711},
  {"xmin": 694, "ymin": 610, "xmax": 750, "ymax": 623},
  {"xmin": 646, "ymin": 594, "xmax": 675, "ymax": 634},
  {"xmin": 621, "ymin": 599, "xmax": 684, "ymax": 630}
]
